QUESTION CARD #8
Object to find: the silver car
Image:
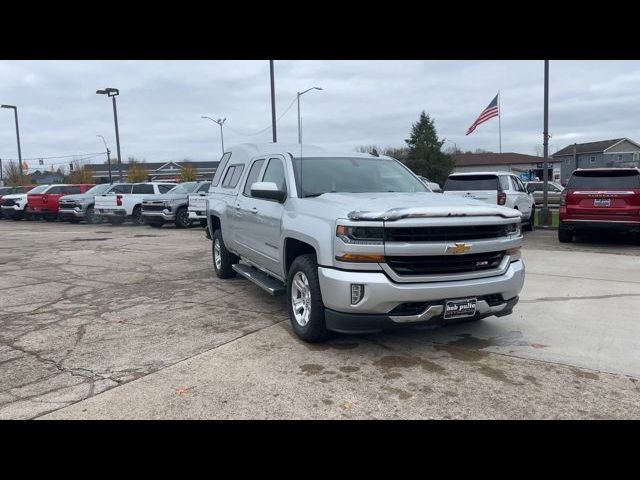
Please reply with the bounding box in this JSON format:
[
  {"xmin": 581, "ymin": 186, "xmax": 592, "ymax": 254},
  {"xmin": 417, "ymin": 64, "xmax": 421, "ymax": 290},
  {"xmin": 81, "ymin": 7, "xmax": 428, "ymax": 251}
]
[{"xmin": 525, "ymin": 181, "xmax": 564, "ymax": 206}]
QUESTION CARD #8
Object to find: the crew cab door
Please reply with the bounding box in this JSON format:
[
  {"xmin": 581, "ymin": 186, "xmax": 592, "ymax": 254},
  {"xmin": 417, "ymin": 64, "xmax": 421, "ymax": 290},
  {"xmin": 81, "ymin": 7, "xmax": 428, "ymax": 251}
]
[
  {"xmin": 509, "ymin": 176, "xmax": 533, "ymax": 215},
  {"xmin": 236, "ymin": 156, "xmax": 287, "ymax": 276}
]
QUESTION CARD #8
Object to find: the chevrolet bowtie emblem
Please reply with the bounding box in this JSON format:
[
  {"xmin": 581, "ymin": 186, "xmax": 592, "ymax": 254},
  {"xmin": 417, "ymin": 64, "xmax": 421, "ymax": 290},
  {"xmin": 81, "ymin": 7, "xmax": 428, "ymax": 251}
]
[{"xmin": 446, "ymin": 243, "xmax": 472, "ymax": 254}]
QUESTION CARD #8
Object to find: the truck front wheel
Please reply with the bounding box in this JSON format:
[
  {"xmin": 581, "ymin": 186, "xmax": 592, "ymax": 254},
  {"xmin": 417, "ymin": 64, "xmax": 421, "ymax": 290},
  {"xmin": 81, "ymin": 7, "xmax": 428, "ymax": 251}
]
[
  {"xmin": 175, "ymin": 207, "xmax": 190, "ymax": 228},
  {"xmin": 287, "ymin": 254, "xmax": 329, "ymax": 343},
  {"xmin": 212, "ymin": 229, "xmax": 238, "ymax": 279}
]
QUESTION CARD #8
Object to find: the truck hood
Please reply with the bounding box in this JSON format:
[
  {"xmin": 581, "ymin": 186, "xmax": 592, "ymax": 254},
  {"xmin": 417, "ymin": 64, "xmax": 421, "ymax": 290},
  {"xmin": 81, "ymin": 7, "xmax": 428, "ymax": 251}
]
[
  {"xmin": 2, "ymin": 193, "xmax": 27, "ymax": 201},
  {"xmin": 307, "ymin": 192, "xmax": 521, "ymax": 221},
  {"xmin": 142, "ymin": 194, "xmax": 187, "ymax": 202},
  {"xmin": 59, "ymin": 193, "xmax": 93, "ymax": 202}
]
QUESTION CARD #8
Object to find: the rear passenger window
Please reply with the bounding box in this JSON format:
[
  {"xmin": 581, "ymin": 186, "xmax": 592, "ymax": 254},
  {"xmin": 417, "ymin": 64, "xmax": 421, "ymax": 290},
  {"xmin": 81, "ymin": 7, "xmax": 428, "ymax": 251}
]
[
  {"xmin": 244, "ymin": 160, "xmax": 265, "ymax": 196},
  {"xmin": 47, "ymin": 186, "xmax": 64, "ymax": 194},
  {"xmin": 65, "ymin": 186, "xmax": 81, "ymax": 194},
  {"xmin": 197, "ymin": 182, "xmax": 211, "ymax": 193},
  {"xmin": 109, "ymin": 184, "xmax": 132, "ymax": 194},
  {"xmin": 212, "ymin": 152, "xmax": 232, "ymax": 187},
  {"xmin": 222, "ymin": 165, "xmax": 244, "ymax": 189},
  {"xmin": 132, "ymin": 184, "xmax": 154, "ymax": 195},
  {"xmin": 444, "ymin": 175, "xmax": 499, "ymax": 191}
]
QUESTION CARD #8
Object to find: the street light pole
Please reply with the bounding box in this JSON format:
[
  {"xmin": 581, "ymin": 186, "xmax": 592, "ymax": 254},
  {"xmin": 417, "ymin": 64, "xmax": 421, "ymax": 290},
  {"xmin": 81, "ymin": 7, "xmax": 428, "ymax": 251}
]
[
  {"xmin": 296, "ymin": 87, "xmax": 323, "ymax": 144},
  {"xmin": 96, "ymin": 88, "xmax": 123, "ymax": 181},
  {"xmin": 270, "ymin": 60, "xmax": 277, "ymax": 143},
  {"xmin": 1, "ymin": 105, "xmax": 24, "ymax": 185},
  {"xmin": 201, "ymin": 116, "xmax": 226, "ymax": 157},
  {"xmin": 97, "ymin": 135, "xmax": 112, "ymax": 183},
  {"xmin": 541, "ymin": 60, "xmax": 552, "ymax": 227}
]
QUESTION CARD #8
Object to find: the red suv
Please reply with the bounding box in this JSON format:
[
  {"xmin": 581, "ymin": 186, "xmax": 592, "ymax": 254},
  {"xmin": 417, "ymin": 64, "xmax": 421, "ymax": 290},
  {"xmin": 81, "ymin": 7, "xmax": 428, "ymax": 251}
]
[
  {"xmin": 28, "ymin": 184, "xmax": 96, "ymax": 222},
  {"xmin": 559, "ymin": 168, "xmax": 640, "ymax": 242}
]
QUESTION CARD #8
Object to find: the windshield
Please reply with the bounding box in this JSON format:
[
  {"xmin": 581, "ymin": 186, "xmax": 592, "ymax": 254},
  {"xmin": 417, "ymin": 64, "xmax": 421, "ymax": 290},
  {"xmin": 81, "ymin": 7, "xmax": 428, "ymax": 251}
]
[
  {"xmin": 0, "ymin": 187, "xmax": 14, "ymax": 195},
  {"xmin": 292, "ymin": 157, "xmax": 427, "ymax": 197},
  {"xmin": 85, "ymin": 184, "xmax": 114, "ymax": 195},
  {"xmin": 444, "ymin": 175, "xmax": 499, "ymax": 191},
  {"xmin": 27, "ymin": 185, "xmax": 49, "ymax": 194},
  {"xmin": 168, "ymin": 182, "xmax": 199, "ymax": 194},
  {"xmin": 567, "ymin": 170, "xmax": 640, "ymax": 189}
]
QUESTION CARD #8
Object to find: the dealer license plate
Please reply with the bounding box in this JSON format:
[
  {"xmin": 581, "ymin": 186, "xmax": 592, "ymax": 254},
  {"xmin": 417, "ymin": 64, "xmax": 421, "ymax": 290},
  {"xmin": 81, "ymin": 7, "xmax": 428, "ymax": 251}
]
[
  {"xmin": 594, "ymin": 198, "xmax": 611, "ymax": 207},
  {"xmin": 444, "ymin": 298, "xmax": 477, "ymax": 319}
]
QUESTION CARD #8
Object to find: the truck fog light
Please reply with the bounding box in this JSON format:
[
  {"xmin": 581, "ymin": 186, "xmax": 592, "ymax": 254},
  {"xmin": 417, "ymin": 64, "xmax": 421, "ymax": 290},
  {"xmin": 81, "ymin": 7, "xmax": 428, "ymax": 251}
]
[
  {"xmin": 351, "ymin": 284, "xmax": 364, "ymax": 305},
  {"xmin": 506, "ymin": 247, "xmax": 521, "ymax": 262}
]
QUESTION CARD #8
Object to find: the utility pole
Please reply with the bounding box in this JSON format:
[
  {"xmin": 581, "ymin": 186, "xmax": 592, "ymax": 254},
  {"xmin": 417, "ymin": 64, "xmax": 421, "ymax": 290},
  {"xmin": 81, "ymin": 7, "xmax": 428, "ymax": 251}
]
[
  {"xmin": 96, "ymin": 88, "xmax": 123, "ymax": 181},
  {"xmin": 270, "ymin": 60, "xmax": 277, "ymax": 143},
  {"xmin": 0, "ymin": 158, "xmax": 3, "ymax": 186},
  {"xmin": 1, "ymin": 105, "xmax": 24, "ymax": 185},
  {"xmin": 540, "ymin": 60, "xmax": 552, "ymax": 227},
  {"xmin": 97, "ymin": 135, "xmax": 112, "ymax": 183}
]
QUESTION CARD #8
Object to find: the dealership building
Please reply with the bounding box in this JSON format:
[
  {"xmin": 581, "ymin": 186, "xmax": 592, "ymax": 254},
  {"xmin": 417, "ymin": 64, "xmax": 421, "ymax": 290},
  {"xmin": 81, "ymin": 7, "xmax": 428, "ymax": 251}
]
[{"xmin": 453, "ymin": 152, "xmax": 561, "ymax": 182}]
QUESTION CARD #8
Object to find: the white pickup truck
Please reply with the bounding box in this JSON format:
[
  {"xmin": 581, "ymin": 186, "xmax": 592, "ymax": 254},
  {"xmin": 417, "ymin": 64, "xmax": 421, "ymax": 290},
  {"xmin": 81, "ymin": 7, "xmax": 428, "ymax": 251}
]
[
  {"xmin": 187, "ymin": 182, "xmax": 212, "ymax": 227},
  {"xmin": 95, "ymin": 182, "xmax": 176, "ymax": 225}
]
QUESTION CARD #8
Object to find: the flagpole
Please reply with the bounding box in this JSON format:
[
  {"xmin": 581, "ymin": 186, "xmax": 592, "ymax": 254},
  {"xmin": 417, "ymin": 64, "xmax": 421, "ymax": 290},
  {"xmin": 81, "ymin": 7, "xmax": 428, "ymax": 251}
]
[{"xmin": 498, "ymin": 90, "xmax": 502, "ymax": 153}]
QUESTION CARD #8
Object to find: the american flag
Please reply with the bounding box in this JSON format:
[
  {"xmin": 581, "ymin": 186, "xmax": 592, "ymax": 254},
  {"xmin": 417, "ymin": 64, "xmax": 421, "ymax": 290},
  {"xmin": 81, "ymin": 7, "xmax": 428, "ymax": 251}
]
[{"xmin": 465, "ymin": 93, "xmax": 499, "ymax": 135}]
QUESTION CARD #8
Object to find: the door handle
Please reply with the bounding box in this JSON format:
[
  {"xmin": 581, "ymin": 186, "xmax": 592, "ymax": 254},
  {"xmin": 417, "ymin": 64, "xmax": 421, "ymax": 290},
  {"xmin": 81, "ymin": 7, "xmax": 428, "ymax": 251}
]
[{"xmin": 251, "ymin": 207, "xmax": 258, "ymax": 214}]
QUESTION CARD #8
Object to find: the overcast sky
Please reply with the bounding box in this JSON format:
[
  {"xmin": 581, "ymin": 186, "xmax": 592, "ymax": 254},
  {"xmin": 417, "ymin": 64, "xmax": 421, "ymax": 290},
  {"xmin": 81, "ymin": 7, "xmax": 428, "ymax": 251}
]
[{"xmin": 2, "ymin": 60, "xmax": 640, "ymax": 170}]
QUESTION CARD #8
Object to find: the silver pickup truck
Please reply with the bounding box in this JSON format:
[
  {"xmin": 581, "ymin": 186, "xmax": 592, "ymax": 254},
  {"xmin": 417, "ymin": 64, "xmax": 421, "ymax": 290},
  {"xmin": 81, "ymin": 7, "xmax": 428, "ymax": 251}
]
[{"xmin": 206, "ymin": 143, "xmax": 525, "ymax": 342}]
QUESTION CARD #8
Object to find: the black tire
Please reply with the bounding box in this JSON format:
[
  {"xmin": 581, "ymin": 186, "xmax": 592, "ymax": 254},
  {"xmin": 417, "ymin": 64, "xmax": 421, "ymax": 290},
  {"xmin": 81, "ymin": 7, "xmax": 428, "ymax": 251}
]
[
  {"xmin": 175, "ymin": 207, "xmax": 190, "ymax": 229},
  {"xmin": 85, "ymin": 206, "xmax": 99, "ymax": 224},
  {"xmin": 524, "ymin": 206, "xmax": 534, "ymax": 231},
  {"xmin": 286, "ymin": 254, "xmax": 330, "ymax": 343},
  {"xmin": 44, "ymin": 214, "xmax": 57, "ymax": 222},
  {"xmin": 109, "ymin": 216, "xmax": 125, "ymax": 225},
  {"xmin": 11, "ymin": 213, "xmax": 24, "ymax": 221},
  {"xmin": 212, "ymin": 229, "xmax": 238, "ymax": 279},
  {"xmin": 200, "ymin": 219, "xmax": 207, "ymax": 228},
  {"xmin": 132, "ymin": 206, "xmax": 145, "ymax": 226},
  {"xmin": 148, "ymin": 221, "xmax": 163, "ymax": 228},
  {"xmin": 68, "ymin": 218, "xmax": 80, "ymax": 224},
  {"xmin": 558, "ymin": 223, "xmax": 573, "ymax": 243}
]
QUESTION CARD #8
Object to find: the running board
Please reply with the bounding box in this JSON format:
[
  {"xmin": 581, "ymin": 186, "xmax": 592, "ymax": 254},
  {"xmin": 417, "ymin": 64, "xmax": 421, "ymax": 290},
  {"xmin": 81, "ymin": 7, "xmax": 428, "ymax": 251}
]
[{"xmin": 232, "ymin": 264, "xmax": 286, "ymax": 296}]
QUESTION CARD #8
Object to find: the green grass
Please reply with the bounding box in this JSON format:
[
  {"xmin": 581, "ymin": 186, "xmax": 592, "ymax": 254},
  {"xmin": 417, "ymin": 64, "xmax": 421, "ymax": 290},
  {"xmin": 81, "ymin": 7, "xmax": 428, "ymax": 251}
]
[{"xmin": 533, "ymin": 208, "xmax": 559, "ymax": 228}]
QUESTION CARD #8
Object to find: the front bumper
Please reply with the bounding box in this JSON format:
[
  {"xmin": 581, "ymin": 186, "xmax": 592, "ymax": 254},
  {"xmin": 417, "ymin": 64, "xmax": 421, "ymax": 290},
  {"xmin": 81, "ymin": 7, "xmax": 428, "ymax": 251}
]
[
  {"xmin": 141, "ymin": 210, "xmax": 176, "ymax": 221},
  {"xmin": 1, "ymin": 205, "xmax": 24, "ymax": 212},
  {"xmin": 318, "ymin": 260, "xmax": 525, "ymax": 333},
  {"xmin": 188, "ymin": 209, "xmax": 206, "ymax": 220},
  {"xmin": 59, "ymin": 207, "xmax": 87, "ymax": 218}
]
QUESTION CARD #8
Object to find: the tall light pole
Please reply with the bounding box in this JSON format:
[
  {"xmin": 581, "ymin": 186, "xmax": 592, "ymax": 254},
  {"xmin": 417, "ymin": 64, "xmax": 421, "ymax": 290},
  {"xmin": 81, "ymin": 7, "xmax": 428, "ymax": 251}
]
[
  {"xmin": 1, "ymin": 105, "xmax": 24, "ymax": 185},
  {"xmin": 540, "ymin": 60, "xmax": 551, "ymax": 227},
  {"xmin": 96, "ymin": 88, "xmax": 123, "ymax": 181},
  {"xmin": 270, "ymin": 60, "xmax": 277, "ymax": 143},
  {"xmin": 443, "ymin": 138, "xmax": 457, "ymax": 153},
  {"xmin": 297, "ymin": 87, "xmax": 322, "ymax": 144},
  {"xmin": 97, "ymin": 134, "xmax": 112, "ymax": 183},
  {"xmin": 201, "ymin": 116, "xmax": 226, "ymax": 157}
]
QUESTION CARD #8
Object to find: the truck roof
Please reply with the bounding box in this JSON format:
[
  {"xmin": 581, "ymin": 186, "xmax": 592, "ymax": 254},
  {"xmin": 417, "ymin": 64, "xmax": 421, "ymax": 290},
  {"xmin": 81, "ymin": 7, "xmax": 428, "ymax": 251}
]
[{"xmin": 225, "ymin": 143, "xmax": 395, "ymax": 164}]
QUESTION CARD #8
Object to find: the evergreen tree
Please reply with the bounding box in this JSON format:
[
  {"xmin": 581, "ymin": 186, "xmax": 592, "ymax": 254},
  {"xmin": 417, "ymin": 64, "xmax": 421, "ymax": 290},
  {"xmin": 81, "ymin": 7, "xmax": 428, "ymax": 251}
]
[{"xmin": 404, "ymin": 111, "xmax": 454, "ymax": 185}]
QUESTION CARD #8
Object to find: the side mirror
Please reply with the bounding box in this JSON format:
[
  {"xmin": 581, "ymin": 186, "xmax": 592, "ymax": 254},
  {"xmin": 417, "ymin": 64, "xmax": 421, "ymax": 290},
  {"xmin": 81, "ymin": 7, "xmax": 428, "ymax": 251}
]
[{"xmin": 251, "ymin": 182, "xmax": 286, "ymax": 202}]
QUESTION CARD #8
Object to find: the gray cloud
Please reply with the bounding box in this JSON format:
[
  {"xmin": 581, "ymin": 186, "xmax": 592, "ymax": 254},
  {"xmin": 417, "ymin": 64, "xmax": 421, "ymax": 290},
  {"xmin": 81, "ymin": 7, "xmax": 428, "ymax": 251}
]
[{"xmin": 1, "ymin": 60, "xmax": 640, "ymax": 170}]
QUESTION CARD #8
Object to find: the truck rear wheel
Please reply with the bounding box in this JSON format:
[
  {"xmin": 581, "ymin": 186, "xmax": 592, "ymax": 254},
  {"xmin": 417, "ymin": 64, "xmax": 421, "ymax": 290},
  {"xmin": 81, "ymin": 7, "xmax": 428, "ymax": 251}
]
[
  {"xmin": 287, "ymin": 254, "xmax": 329, "ymax": 343},
  {"xmin": 212, "ymin": 229, "xmax": 238, "ymax": 279},
  {"xmin": 132, "ymin": 206, "xmax": 145, "ymax": 226},
  {"xmin": 85, "ymin": 206, "xmax": 99, "ymax": 224},
  {"xmin": 558, "ymin": 223, "xmax": 573, "ymax": 243}
]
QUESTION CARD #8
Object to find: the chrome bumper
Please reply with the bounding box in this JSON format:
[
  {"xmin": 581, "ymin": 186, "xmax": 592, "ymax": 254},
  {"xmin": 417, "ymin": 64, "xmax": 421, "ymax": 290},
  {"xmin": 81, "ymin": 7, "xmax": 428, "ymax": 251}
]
[
  {"xmin": 97, "ymin": 209, "xmax": 126, "ymax": 217},
  {"xmin": 317, "ymin": 259, "xmax": 525, "ymax": 315},
  {"xmin": 59, "ymin": 208, "xmax": 86, "ymax": 217},
  {"xmin": 188, "ymin": 210, "xmax": 206, "ymax": 220},
  {"xmin": 141, "ymin": 210, "xmax": 176, "ymax": 221}
]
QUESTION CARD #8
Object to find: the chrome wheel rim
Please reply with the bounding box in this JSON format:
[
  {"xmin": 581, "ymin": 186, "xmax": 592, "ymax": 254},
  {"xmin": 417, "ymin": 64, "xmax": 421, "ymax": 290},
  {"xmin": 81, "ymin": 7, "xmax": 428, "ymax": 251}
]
[
  {"xmin": 178, "ymin": 209, "xmax": 189, "ymax": 226},
  {"xmin": 291, "ymin": 272, "xmax": 311, "ymax": 327},
  {"xmin": 86, "ymin": 207, "xmax": 96, "ymax": 223},
  {"xmin": 214, "ymin": 239, "xmax": 222, "ymax": 270}
]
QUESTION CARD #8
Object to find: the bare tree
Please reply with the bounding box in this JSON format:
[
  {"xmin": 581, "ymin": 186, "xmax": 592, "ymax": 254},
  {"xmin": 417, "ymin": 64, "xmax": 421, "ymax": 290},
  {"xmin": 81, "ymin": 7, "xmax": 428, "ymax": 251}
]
[{"xmin": 2, "ymin": 160, "xmax": 30, "ymax": 186}]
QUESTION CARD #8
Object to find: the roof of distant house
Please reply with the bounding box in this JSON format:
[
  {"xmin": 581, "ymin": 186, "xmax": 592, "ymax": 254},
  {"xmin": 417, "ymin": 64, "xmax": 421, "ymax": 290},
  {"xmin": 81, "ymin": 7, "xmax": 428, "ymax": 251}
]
[{"xmin": 553, "ymin": 138, "xmax": 640, "ymax": 157}]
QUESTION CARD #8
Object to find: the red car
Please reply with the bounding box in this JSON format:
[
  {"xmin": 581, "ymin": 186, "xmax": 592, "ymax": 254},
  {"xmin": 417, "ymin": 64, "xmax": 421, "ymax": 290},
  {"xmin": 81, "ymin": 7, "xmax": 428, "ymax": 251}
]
[
  {"xmin": 28, "ymin": 184, "xmax": 96, "ymax": 222},
  {"xmin": 559, "ymin": 168, "xmax": 640, "ymax": 242}
]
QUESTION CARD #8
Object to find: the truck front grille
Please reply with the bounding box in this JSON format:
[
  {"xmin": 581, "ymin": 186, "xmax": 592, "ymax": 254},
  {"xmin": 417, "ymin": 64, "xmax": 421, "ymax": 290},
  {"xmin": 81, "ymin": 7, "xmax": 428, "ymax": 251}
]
[
  {"xmin": 385, "ymin": 224, "xmax": 509, "ymax": 242},
  {"xmin": 142, "ymin": 204, "xmax": 165, "ymax": 212},
  {"xmin": 2, "ymin": 199, "xmax": 16, "ymax": 207},
  {"xmin": 386, "ymin": 251, "xmax": 505, "ymax": 276}
]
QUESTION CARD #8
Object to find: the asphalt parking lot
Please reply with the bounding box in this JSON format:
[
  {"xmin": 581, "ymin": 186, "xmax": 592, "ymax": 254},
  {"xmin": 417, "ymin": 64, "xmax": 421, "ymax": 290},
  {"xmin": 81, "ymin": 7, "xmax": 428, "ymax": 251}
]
[{"xmin": 1, "ymin": 221, "xmax": 639, "ymax": 419}]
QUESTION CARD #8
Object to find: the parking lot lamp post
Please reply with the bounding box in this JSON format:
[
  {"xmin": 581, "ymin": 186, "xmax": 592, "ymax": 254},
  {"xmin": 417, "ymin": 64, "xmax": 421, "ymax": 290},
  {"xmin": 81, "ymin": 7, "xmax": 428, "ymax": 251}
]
[
  {"xmin": 297, "ymin": 87, "xmax": 322, "ymax": 144},
  {"xmin": 96, "ymin": 88, "xmax": 123, "ymax": 181},
  {"xmin": 1, "ymin": 105, "xmax": 24, "ymax": 186},
  {"xmin": 443, "ymin": 138, "xmax": 457, "ymax": 154},
  {"xmin": 97, "ymin": 135, "xmax": 112, "ymax": 183},
  {"xmin": 201, "ymin": 116, "xmax": 226, "ymax": 157},
  {"xmin": 540, "ymin": 60, "xmax": 552, "ymax": 227}
]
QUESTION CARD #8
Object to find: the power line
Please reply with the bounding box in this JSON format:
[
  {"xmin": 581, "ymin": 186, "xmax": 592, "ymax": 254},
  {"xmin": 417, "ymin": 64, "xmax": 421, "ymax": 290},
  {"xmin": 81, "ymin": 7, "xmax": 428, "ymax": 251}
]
[
  {"xmin": 223, "ymin": 95, "xmax": 298, "ymax": 137},
  {"xmin": 1, "ymin": 151, "xmax": 107, "ymax": 162}
]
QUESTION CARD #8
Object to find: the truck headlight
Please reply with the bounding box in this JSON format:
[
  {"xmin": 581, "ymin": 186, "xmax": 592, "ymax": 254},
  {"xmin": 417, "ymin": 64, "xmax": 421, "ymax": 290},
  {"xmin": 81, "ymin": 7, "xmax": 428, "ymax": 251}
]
[
  {"xmin": 336, "ymin": 225, "xmax": 384, "ymax": 245},
  {"xmin": 505, "ymin": 222, "xmax": 521, "ymax": 236}
]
